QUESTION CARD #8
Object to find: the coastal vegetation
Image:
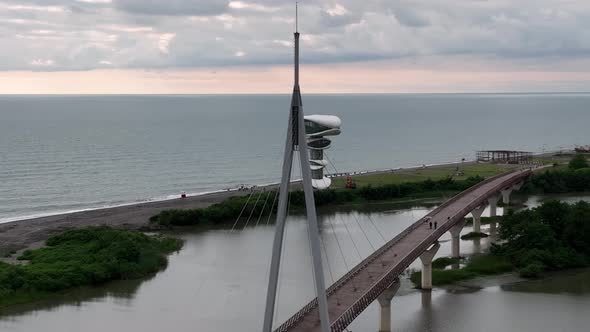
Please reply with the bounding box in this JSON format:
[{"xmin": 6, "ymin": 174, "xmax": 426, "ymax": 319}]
[
  {"xmin": 150, "ymin": 175, "xmax": 485, "ymax": 227},
  {"xmin": 0, "ymin": 227, "xmax": 182, "ymax": 308},
  {"xmin": 331, "ymin": 162, "xmax": 514, "ymax": 188},
  {"xmin": 411, "ymin": 200, "xmax": 590, "ymax": 287},
  {"xmin": 493, "ymin": 200, "xmax": 590, "ymax": 277},
  {"xmin": 431, "ymin": 257, "xmax": 460, "ymax": 269},
  {"xmin": 149, "ymin": 153, "xmax": 577, "ymax": 228},
  {"xmin": 525, "ymin": 167, "xmax": 590, "ymax": 193},
  {"xmin": 411, "ymin": 255, "xmax": 513, "ymax": 287},
  {"xmin": 568, "ymin": 154, "xmax": 589, "ymax": 170}
]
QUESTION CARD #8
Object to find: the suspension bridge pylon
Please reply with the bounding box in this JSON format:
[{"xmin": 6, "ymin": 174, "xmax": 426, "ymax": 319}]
[{"xmin": 262, "ymin": 6, "xmax": 331, "ymax": 332}]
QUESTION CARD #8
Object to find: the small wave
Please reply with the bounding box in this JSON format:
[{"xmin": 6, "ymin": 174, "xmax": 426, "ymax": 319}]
[{"xmin": 0, "ymin": 159, "xmax": 484, "ymax": 225}]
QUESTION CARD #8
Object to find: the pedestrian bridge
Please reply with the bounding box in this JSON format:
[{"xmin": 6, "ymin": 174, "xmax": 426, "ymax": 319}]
[{"xmin": 275, "ymin": 169, "xmax": 532, "ymax": 332}]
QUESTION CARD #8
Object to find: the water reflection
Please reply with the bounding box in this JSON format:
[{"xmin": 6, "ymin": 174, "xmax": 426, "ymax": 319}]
[
  {"xmin": 0, "ymin": 276, "xmax": 148, "ymax": 319},
  {"xmin": 502, "ymin": 269, "xmax": 590, "ymax": 295}
]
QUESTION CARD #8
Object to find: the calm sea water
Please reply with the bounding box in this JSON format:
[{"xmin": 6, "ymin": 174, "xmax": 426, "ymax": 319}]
[{"xmin": 1, "ymin": 93, "xmax": 589, "ymax": 222}]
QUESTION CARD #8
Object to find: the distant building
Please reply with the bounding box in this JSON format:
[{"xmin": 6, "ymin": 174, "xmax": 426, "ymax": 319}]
[
  {"xmin": 304, "ymin": 115, "xmax": 341, "ymax": 189},
  {"xmin": 476, "ymin": 150, "xmax": 533, "ymax": 164}
]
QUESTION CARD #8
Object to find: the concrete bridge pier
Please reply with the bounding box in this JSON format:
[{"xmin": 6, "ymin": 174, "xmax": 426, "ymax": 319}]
[
  {"xmin": 488, "ymin": 194, "xmax": 500, "ymax": 217},
  {"xmin": 501, "ymin": 187, "xmax": 513, "ymax": 205},
  {"xmin": 421, "ymin": 290, "xmax": 432, "ymax": 308},
  {"xmin": 449, "ymin": 219, "xmax": 467, "ymax": 258},
  {"xmin": 470, "ymin": 205, "xmax": 487, "ymax": 233},
  {"xmin": 502, "ymin": 181, "xmax": 523, "ymax": 205},
  {"xmin": 419, "ymin": 242, "xmax": 441, "ymax": 290},
  {"xmin": 473, "ymin": 237, "xmax": 482, "ymax": 253},
  {"xmin": 377, "ymin": 278, "xmax": 400, "ymax": 332}
]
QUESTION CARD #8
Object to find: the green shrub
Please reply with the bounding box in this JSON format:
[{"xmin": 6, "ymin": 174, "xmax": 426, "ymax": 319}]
[
  {"xmin": 151, "ymin": 176, "xmax": 486, "ymax": 227},
  {"xmin": 464, "ymin": 255, "xmax": 512, "ymax": 275},
  {"xmin": 0, "ymin": 227, "xmax": 182, "ymax": 307},
  {"xmin": 496, "ymin": 200, "xmax": 590, "ymax": 272},
  {"xmin": 528, "ymin": 169, "xmax": 590, "ymax": 193},
  {"xmin": 569, "ymin": 154, "xmax": 589, "ymax": 170},
  {"xmin": 432, "ymin": 257, "xmax": 459, "ymax": 269},
  {"xmin": 519, "ymin": 262, "xmax": 545, "ymax": 278},
  {"xmin": 410, "ymin": 269, "xmax": 477, "ymax": 287}
]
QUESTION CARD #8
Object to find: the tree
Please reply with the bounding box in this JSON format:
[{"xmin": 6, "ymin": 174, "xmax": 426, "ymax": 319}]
[{"xmin": 569, "ymin": 154, "xmax": 589, "ymax": 170}]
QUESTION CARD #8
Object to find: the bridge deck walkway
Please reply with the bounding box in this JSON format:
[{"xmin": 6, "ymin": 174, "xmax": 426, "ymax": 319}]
[{"xmin": 276, "ymin": 169, "xmax": 531, "ymax": 332}]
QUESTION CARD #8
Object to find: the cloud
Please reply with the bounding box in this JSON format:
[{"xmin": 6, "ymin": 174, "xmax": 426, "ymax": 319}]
[
  {"xmin": 30, "ymin": 59, "xmax": 55, "ymax": 66},
  {"xmin": 157, "ymin": 33, "xmax": 176, "ymax": 54},
  {"xmin": 0, "ymin": 0, "xmax": 588, "ymax": 74},
  {"xmin": 115, "ymin": 0, "xmax": 229, "ymax": 16}
]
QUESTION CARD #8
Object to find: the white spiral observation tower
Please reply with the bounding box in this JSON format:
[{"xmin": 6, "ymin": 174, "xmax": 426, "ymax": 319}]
[{"xmin": 304, "ymin": 114, "xmax": 341, "ymax": 189}]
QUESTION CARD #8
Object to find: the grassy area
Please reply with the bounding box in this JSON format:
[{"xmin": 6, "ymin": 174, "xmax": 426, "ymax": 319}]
[
  {"xmin": 411, "ymin": 255, "xmax": 513, "ymax": 288},
  {"xmin": 332, "ymin": 152, "xmax": 577, "ymax": 190},
  {"xmin": 432, "ymin": 257, "xmax": 460, "ymax": 269},
  {"xmin": 0, "ymin": 227, "xmax": 182, "ymax": 308},
  {"xmin": 151, "ymin": 176, "xmax": 485, "ymax": 227},
  {"xmin": 331, "ymin": 163, "xmax": 515, "ymax": 189},
  {"xmin": 465, "ymin": 255, "xmax": 513, "ymax": 275},
  {"xmin": 151, "ymin": 154, "xmax": 580, "ymax": 228}
]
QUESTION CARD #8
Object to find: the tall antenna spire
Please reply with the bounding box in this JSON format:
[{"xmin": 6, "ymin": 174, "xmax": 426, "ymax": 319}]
[
  {"xmin": 294, "ymin": 2, "xmax": 300, "ymax": 87},
  {"xmin": 295, "ymin": 1, "xmax": 298, "ymax": 32}
]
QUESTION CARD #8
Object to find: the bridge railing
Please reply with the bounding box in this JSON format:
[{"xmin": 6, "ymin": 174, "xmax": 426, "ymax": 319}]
[
  {"xmin": 274, "ymin": 169, "xmax": 532, "ymax": 332},
  {"xmin": 330, "ymin": 169, "xmax": 532, "ymax": 331}
]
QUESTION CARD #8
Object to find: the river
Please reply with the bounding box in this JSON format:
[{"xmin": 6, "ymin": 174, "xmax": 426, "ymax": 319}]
[{"xmin": 1, "ymin": 194, "xmax": 589, "ymax": 332}]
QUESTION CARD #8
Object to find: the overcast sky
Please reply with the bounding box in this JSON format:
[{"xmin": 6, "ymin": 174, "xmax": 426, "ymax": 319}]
[{"xmin": 1, "ymin": 0, "xmax": 589, "ymax": 93}]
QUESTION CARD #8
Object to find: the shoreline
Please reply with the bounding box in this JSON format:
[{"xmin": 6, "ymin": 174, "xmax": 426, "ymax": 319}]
[
  {"xmin": 0, "ymin": 154, "xmax": 558, "ymax": 257},
  {"xmin": 0, "ymin": 160, "xmax": 467, "ymax": 256},
  {"xmin": 0, "ymin": 159, "xmax": 473, "ymax": 225}
]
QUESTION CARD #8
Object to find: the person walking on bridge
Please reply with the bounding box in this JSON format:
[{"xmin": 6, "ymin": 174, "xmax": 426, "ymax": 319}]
[
  {"xmin": 434, "ymin": 221, "xmax": 438, "ymax": 229},
  {"xmin": 429, "ymin": 221, "xmax": 433, "ymax": 229}
]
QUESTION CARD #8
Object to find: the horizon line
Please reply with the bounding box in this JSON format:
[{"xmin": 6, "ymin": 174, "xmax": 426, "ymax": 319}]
[{"xmin": 1, "ymin": 91, "xmax": 590, "ymax": 96}]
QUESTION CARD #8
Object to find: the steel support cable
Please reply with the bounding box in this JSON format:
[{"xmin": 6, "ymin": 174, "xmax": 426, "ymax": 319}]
[
  {"xmin": 324, "ymin": 153, "xmax": 379, "ymax": 251},
  {"xmin": 243, "ymin": 190, "xmax": 263, "ymax": 229},
  {"xmin": 325, "ymin": 213, "xmax": 351, "ymax": 272},
  {"xmin": 315, "ymin": 177, "xmax": 337, "ymax": 283},
  {"xmin": 324, "ymin": 151, "xmax": 389, "ymax": 244},
  {"xmin": 297, "ymin": 153, "xmax": 337, "ymax": 298},
  {"xmin": 323, "ymin": 213, "xmax": 364, "ymax": 292},
  {"xmin": 335, "ymin": 213, "xmax": 364, "ymax": 261},
  {"xmin": 325, "ymin": 152, "xmax": 390, "ymax": 271},
  {"xmin": 314, "ymin": 175, "xmax": 353, "ymax": 271},
  {"xmin": 319, "ymin": 236, "xmax": 336, "ymax": 284},
  {"xmin": 316, "ymin": 174, "xmax": 363, "ymax": 291},
  {"xmin": 230, "ymin": 189, "xmax": 256, "ymax": 232},
  {"xmin": 311, "ymin": 167, "xmax": 339, "ymax": 290},
  {"xmin": 364, "ymin": 213, "xmax": 388, "ymax": 244},
  {"xmin": 254, "ymin": 189, "xmax": 273, "ymax": 227},
  {"xmin": 266, "ymin": 189, "xmax": 280, "ymax": 226}
]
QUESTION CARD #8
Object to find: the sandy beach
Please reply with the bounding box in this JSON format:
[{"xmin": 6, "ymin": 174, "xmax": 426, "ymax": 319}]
[{"xmin": 0, "ymin": 189, "xmax": 251, "ymax": 257}]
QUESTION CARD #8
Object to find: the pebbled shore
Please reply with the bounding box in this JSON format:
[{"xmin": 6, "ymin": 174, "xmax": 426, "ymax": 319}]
[{"xmin": 0, "ymin": 189, "xmax": 247, "ymax": 257}]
